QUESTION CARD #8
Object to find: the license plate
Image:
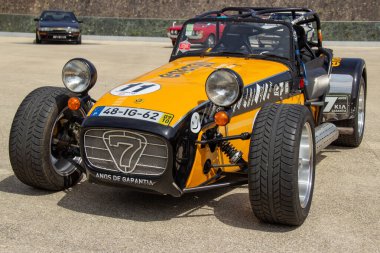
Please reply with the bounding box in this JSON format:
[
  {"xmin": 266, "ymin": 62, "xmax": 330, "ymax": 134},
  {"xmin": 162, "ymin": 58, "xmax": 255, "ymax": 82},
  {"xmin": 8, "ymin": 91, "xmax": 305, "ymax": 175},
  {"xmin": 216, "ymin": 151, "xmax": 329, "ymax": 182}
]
[
  {"xmin": 90, "ymin": 106, "xmax": 174, "ymax": 126},
  {"xmin": 53, "ymin": 35, "xmax": 66, "ymax": 39}
]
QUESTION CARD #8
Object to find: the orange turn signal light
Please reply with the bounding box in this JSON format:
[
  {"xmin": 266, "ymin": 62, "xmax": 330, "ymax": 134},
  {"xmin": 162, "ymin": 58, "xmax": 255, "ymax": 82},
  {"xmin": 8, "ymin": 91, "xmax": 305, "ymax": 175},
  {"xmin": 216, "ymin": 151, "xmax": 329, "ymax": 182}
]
[
  {"xmin": 214, "ymin": 111, "xmax": 229, "ymax": 126},
  {"xmin": 68, "ymin": 97, "xmax": 81, "ymax": 111}
]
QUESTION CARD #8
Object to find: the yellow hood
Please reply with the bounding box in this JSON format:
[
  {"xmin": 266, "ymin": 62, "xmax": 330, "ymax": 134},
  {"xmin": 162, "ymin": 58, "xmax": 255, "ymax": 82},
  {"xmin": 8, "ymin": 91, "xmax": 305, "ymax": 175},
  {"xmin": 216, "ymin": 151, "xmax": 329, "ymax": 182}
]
[{"xmin": 89, "ymin": 56, "xmax": 289, "ymax": 126}]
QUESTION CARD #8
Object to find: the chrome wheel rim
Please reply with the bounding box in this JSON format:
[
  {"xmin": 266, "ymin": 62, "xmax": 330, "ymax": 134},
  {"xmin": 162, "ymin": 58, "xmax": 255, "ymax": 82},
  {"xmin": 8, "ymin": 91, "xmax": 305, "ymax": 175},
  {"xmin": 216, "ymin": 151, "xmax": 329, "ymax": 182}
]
[
  {"xmin": 49, "ymin": 107, "xmax": 85, "ymax": 176},
  {"xmin": 358, "ymin": 84, "xmax": 365, "ymax": 137},
  {"xmin": 298, "ymin": 122, "xmax": 314, "ymax": 209}
]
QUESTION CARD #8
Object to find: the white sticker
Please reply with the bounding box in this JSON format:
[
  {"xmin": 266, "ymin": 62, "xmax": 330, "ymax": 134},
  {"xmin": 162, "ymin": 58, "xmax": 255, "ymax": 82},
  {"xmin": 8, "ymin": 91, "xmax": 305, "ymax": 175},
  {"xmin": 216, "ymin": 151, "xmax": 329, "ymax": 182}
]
[
  {"xmin": 110, "ymin": 82, "xmax": 160, "ymax": 96},
  {"xmin": 190, "ymin": 112, "xmax": 201, "ymax": 133},
  {"xmin": 186, "ymin": 24, "xmax": 194, "ymax": 36}
]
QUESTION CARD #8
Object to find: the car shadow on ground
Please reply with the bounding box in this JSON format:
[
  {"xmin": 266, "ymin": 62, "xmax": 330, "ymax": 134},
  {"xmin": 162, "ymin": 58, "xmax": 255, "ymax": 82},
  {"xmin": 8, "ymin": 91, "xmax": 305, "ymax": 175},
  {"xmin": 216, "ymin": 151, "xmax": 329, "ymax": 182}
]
[
  {"xmin": 0, "ymin": 175, "xmax": 54, "ymax": 196},
  {"xmin": 12, "ymin": 41, "xmax": 103, "ymax": 46},
  {"xmin": 54, "ymin": 180, "xmax": 297, "ymax": 232},
  {"xmin": 0, "ymin": 147, "xmax": 345, "ymax": 231}
]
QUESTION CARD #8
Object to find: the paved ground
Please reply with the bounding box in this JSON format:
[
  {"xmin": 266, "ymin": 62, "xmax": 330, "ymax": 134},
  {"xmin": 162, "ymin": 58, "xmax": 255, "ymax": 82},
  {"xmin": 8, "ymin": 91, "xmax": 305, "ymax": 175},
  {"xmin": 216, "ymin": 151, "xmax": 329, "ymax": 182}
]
[{"xmin": 0, "ymin": 36, "xmax": 379, "ymax": 253}]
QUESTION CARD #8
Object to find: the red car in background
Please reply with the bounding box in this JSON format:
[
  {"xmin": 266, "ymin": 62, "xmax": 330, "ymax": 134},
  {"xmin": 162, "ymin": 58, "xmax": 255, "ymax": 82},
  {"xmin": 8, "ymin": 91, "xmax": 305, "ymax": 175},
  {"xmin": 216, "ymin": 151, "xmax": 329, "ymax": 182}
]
[{"xmin": 167, "ymin": 21, "xmax": 225, "ymax": 47}]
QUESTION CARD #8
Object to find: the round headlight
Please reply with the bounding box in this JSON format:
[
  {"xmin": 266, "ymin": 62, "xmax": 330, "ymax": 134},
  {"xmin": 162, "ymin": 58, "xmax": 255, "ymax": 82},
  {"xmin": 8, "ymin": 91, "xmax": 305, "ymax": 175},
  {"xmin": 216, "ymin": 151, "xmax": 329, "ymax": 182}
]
[
  {"xmin": 205, "ymin": 68, "xmax": 243, "ymax": 107},
  {"xmin": 62, "ymin": 58, "xmax": 97, "ymax": 94}
]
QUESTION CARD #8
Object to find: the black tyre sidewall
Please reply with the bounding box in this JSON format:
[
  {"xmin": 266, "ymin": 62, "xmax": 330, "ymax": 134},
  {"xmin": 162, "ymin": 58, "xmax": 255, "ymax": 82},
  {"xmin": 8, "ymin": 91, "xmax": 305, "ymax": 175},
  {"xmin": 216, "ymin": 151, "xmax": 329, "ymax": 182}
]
[
  {"xmin": 42, "ymin": 92, "xmax": 82, "ymax": 188},
  {"xmin": 9, "ymin": 87, "xmax": 82, "ymax": 190},
  {"xmin": 249, "ymin": 104, "xmax": 316, "ymax": 225}
]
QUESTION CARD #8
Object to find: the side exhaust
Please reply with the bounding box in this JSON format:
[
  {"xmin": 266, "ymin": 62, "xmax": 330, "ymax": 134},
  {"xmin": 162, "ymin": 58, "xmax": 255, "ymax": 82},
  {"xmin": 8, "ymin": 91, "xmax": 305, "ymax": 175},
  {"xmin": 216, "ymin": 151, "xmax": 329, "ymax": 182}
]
[{"xmin": 315, "ymin": 123, "xmax": 339, "ymax": 154}]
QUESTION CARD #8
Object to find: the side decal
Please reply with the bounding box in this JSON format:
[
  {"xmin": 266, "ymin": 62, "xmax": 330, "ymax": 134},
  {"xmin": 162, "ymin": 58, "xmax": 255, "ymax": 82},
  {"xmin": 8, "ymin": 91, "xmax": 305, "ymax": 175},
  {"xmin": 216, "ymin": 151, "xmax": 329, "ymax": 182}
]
[
  {"xmin": 323, "ymin": 95, "xmax": 349, "ymax": 114},
  {"xmin": 191, "ymin": 72, "xmax": 293, "ymax": 126},
  {"xmin": 160, "ymin": 62, "xmax": 214, "ymax": 78},
  {"xmin": 232, "ymin": 72, "xmax": 292, "ymax": 116}
]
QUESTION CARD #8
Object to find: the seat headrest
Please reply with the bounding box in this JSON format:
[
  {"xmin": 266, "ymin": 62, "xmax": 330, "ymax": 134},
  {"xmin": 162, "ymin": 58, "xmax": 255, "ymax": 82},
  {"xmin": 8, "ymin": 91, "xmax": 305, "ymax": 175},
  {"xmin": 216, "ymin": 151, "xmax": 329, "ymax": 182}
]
[{"xmin": 293, "ymin": 25, "xmax": 307, "ymax": 49}]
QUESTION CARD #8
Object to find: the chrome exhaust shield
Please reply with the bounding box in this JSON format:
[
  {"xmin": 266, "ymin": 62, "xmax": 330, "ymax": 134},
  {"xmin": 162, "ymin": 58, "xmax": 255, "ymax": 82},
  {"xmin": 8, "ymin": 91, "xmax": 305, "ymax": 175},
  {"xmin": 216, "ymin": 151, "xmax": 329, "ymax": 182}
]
[{"xmin": 315, "ymin": 123, "xmax": 339, "ymax": 154}]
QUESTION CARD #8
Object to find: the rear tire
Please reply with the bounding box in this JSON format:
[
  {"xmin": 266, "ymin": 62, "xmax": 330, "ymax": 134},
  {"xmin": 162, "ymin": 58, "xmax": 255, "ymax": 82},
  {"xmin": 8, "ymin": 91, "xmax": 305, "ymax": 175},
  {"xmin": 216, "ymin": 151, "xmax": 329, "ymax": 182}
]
[
  {"xmin": 249, "ymin": 103, "xmax": 316, "ymax": 226},
  {"xmin": 9, "ymin": 87, "xmax": 84, "ymax": 191},
  {"xmin": 333, "ymin": 77, "xmax": 366, "ymax": 147}
]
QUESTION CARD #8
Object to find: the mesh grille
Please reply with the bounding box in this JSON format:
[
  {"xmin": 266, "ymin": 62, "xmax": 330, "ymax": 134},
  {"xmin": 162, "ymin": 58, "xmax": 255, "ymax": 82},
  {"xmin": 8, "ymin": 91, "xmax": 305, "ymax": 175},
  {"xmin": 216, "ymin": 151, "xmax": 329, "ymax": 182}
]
[{"xmin": 84, "ymin": 129, "xmax": 169, "ymax": 176}]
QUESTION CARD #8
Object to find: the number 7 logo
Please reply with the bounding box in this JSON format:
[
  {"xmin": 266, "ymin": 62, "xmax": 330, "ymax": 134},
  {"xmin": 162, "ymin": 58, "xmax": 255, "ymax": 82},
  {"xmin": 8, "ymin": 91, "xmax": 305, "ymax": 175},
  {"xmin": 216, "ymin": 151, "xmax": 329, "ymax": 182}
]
[
  {"xmin": 324, "ymin": 96, "xmax": 338, "ymax": 112},
  {"xmin": 103, "ymin": 130, "xmax": 147, "ymax": 173}
]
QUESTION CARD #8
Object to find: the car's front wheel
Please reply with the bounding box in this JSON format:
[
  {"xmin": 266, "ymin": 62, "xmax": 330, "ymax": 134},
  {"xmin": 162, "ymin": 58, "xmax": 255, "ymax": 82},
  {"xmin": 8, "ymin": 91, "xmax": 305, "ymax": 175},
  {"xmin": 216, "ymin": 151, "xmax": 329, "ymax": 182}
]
[
  {"xmin": 35, "ymin": 32, "xmax": 41, "ymax": 44},
  {"xmin": 9, "ymin": 87, "xmax": 86, "ymax": 190},
  {"xmin": 248, "ymin": 103, "xmax": 316, "ymax": 226},
  {"xmin": 76, "ymin": 35, "xmax": 82, "ymax": 45}
]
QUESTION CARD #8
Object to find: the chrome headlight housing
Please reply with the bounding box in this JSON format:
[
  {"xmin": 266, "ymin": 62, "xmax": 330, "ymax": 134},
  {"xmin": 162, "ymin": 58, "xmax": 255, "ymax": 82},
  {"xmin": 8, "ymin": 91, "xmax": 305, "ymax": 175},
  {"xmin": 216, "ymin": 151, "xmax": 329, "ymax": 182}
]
[
  {"xmin": 62, "ymin": 58, "xmax": 97, "ymax": 94},
  {"xmin": 205, "ymin": 68, "xmax": 243, "ymax": 107}
]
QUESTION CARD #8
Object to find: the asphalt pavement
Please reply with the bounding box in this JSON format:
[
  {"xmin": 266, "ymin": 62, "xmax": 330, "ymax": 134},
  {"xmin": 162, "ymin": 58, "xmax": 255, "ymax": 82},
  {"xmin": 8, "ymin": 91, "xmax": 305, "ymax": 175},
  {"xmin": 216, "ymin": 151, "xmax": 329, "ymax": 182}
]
[{"xmin": 0, "ymin": 36, "xmax": 379, "ymax": 252}]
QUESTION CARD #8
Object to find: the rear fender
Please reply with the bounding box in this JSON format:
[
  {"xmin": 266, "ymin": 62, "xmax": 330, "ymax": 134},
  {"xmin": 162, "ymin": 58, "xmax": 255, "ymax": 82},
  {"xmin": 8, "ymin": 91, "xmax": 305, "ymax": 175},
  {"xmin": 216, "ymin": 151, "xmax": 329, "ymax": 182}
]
[{"xmin": 323, "ymin": 58, "xmax": 366, "ymax": 122}]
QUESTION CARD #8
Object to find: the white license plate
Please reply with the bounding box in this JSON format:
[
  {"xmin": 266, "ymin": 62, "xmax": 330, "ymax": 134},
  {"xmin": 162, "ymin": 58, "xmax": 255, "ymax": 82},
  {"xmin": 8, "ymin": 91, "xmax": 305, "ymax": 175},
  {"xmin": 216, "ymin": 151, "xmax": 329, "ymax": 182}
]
[
  {"xmin": 90, "ymin": 106, "xmax": 174, "ymax": 126},
  {"xmin": 53, "ymin": 35, "xmax": 66, "ymax": 39}
]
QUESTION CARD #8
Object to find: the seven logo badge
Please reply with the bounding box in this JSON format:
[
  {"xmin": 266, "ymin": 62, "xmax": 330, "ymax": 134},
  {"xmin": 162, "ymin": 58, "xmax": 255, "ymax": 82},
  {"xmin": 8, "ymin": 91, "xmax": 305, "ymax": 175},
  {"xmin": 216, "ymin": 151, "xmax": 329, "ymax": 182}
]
[
  {"xmin": 324, "ymin": 96, "xmax": 348, "ymax": 113},
  {"xmin": 110, "ymin": 82, "xmax": 160, "ymax": 96},
  {"xmin": 103, "ymin": 130, "xmax": 147, "ymax": 173},
  {"xmin": 190, "ymin": 112, "xmax": 201, "ymax": 133}
]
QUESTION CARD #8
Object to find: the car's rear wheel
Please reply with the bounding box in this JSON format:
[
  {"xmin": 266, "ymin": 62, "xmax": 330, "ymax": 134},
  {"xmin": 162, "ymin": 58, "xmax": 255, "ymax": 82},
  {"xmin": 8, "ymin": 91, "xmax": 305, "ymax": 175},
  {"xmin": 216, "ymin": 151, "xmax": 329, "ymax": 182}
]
[
  {"xmin": 9, "ymin": 87, "xmax": 85, "ymax": 190},
  {"xmin": 333, "ymin": 77, "xmax": 366, "ymax": 147},
  {"xmin": 248, "ymin": 103, "xmax": 316, "ymax": 226}
]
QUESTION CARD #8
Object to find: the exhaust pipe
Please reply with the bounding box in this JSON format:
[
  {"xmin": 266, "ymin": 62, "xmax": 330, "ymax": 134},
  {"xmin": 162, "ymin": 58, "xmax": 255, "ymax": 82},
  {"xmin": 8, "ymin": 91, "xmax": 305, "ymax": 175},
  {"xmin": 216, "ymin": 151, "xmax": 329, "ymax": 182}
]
[
  {"xmin": 337, "ymin": 127, "xmax": 354, "ymax": 135},
  {"xmin": 315, "ymin": 123, "xmax": 339, "ymax": 154}
]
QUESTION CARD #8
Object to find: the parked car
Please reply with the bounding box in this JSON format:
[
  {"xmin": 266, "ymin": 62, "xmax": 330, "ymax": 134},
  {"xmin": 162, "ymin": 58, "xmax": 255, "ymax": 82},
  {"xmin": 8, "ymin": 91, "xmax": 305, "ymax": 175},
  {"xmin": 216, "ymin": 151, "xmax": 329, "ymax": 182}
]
[
  {"xmin": 167, "ymin": 22, "xmax": 182, "ymax": 46},
  {"xmin": 167, "ymin": 21, "xmax": 224, "ymax": 47},
  {"xmin": 10, "ymin": 7, "xmax": 367, "ymax": 226},
  {"xmin": 34, "ymin": 10, "xmax": 82, "ymax": 44},
  {"xmin": 167, "ymin": 13, "xmax": 229, "ymax": 47}
]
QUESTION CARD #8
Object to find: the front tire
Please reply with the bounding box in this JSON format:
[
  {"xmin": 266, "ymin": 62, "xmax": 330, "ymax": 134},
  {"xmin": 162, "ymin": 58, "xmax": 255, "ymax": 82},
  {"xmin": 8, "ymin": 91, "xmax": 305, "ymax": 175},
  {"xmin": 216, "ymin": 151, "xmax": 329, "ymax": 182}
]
[
  {"xmin": 249, "ymin": 104, "xmax": 316, "ymax": 226},
  {"xmin": 35, "ymin": 32, "xmax": 41, "ymax": 44},
  {"xmin": 9, "ymin": 87, "xmax": 84, "ymax": 191},
  {"xmin": 76, "ymin": 35, "xmax": 82, "ymax": 44}
]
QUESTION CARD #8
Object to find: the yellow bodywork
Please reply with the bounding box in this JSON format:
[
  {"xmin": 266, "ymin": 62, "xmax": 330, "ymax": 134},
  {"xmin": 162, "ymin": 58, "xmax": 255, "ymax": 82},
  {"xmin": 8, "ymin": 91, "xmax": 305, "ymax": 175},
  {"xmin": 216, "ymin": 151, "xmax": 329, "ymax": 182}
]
[{"xmin": 89, "ymin": 56, "xmax": 306, "ymax": 189}]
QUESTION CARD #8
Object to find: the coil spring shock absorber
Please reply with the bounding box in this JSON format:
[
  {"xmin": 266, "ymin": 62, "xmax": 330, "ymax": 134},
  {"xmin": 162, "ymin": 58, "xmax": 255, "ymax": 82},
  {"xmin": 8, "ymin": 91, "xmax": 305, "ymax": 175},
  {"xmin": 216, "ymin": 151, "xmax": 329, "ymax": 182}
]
[{"xmin": 219, "ymin": 140, "xmax": 247, "ymax": 166}]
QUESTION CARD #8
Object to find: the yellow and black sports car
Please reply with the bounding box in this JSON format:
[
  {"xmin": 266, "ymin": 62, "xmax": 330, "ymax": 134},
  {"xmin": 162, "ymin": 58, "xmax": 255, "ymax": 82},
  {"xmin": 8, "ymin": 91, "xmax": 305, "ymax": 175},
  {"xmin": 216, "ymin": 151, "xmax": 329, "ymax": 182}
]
[{"xmin": 9, "ymin": 7, "xmax": 367, "ymax": 226}]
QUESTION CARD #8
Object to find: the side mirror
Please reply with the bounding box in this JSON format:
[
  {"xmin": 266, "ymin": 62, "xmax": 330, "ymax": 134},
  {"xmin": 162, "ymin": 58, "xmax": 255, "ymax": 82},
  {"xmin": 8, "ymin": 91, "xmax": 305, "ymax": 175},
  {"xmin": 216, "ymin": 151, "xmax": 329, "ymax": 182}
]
[{"xmin": 34, "ymin": 18, "xmax": 39, "ymax": 22}]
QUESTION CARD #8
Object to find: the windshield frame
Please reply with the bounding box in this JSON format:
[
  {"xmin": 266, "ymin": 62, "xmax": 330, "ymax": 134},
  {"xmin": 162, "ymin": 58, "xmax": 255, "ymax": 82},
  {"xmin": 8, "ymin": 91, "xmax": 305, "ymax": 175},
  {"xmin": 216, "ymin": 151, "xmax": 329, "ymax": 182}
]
[{"xmin": 169, "ymin": 16, "xmax": 296, "ymax": 67}]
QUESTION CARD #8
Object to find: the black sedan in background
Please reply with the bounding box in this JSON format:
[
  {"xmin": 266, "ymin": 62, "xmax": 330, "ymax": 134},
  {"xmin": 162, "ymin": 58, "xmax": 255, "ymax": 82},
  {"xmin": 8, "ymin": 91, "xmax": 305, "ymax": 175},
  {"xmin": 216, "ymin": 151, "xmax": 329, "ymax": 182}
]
[{"xmin": 34, "ymin": 10, "xmax": 82, "ymax": 44}]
